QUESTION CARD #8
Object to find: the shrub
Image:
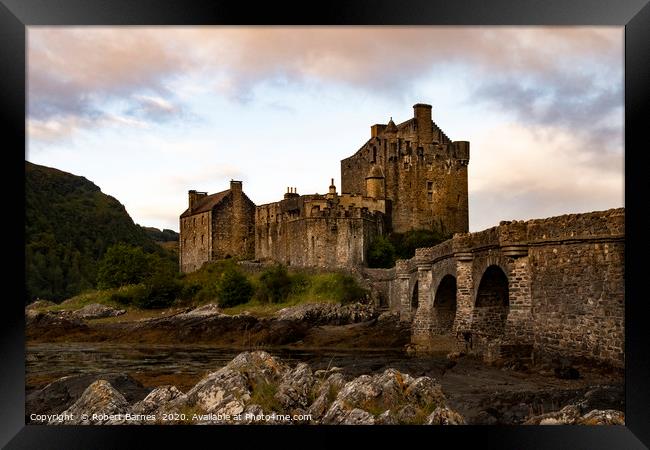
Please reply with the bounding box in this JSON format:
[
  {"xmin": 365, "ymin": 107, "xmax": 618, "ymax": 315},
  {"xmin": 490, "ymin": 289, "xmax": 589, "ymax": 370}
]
[
  {"xmin": 257, "ymin": 264, "xmax": 292, "ymax": 304},
  {"xmin": 136, "ymin": 271, "xmax": 182, "ymax": 309},
  {"xmin": 215, "ymin": 268, "xmax": 254, "ymax": 307},
  {"xmin": 367, "ymin": 235, "xmax": 396, "ymax": 268}
]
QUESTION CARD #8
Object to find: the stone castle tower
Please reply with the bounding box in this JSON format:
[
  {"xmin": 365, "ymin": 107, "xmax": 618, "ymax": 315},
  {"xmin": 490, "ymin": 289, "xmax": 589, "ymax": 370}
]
[{"xmin": 340, "ymin": 103, "xmax": 469, "ymax": 235}]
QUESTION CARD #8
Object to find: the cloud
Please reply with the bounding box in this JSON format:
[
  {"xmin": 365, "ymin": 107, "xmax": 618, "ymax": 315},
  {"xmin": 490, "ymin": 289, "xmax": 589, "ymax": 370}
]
[{"xmin": 468, "ymin": 122, "xmax": 623, "ymax": 231}]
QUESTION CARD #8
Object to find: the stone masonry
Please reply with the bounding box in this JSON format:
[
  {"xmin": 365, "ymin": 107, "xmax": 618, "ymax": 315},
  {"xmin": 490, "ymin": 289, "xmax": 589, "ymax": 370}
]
[{"xmin": 391, "ymin": 208, "xmax": 624, "ymax": 367}]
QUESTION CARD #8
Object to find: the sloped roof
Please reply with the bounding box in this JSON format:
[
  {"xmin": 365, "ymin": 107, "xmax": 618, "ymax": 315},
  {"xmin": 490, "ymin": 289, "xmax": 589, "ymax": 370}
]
[{"xmin": 180, "ymin": 189, "xmax": 230, "ymax": 218}]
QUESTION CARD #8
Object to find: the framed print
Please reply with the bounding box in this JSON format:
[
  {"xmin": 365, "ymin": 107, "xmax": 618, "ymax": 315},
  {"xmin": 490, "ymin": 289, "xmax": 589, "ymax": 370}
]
[{"xmin": 2, "ymin": 0, "xmax": 649, "ymax": 448}]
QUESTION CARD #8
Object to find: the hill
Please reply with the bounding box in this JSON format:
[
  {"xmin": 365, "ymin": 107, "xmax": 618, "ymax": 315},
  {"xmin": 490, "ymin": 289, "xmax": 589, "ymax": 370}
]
[{"xmin": 25, "ymin": 161, "xmax": 166, "ymax": 303}]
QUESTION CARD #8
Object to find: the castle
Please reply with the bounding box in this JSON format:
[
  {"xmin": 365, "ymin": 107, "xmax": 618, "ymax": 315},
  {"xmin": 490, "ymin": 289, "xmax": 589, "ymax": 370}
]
[
  {"xmin": 179, "ymin": 103, "xmax": 470, "ymax": 272},
  {"xmin": 178, "ymin": 102, "xmax": 625, "ymax": 368}
]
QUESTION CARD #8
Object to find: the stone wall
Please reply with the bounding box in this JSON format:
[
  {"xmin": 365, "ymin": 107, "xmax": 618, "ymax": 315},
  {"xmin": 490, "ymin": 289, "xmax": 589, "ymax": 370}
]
[
  {"xmin": 399, "ymin": 208, "xmax": 624, "ymax": 367},
  {"xmin": 255, "ymin": 193, "xmax": 385, "ymax": 269},
  {"xmin": 211, "ymin": 191, "xmax": 256, "ymax": 260},
  {"xmin": 179, "ymin": 211, "xmax": 212, "ymax": 273}
]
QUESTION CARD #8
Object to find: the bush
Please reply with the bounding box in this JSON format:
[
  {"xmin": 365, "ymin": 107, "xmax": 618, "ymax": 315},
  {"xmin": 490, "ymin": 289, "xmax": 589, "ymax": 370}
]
[
  {"xmin": 367, "ymin": 235, "xmax": 396, "ymax": 268},
  {"xmin": 136, "ymin": 271, "xmax": 182, "ymax": 309},
  {"xmin": 257, "ymin": 264, "xmax": 293, "ymax": 304},
  {"xmin": 216, "ymin": 268, "xmax": 254, "ymax": 307}
]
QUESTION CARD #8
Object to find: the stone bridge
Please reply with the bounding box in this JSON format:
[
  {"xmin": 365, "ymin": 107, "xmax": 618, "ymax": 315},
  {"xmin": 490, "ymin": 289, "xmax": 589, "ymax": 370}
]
[{"xmin": 389, "ymin": 208, "xmax": 624, "ymax": 367}]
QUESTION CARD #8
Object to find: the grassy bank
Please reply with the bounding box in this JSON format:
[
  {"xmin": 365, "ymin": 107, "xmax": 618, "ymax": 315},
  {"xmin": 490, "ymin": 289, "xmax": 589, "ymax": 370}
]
[{"xmin": 37, "ymin": 260, "xmax": 368, "ymax": 317}]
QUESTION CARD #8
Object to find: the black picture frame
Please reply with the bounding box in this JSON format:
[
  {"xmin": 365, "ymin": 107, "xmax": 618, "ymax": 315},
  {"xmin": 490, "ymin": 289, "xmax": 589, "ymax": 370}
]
[{"xmin": 2, "ymin": 0, "xmax": 649, "ymax": 448}]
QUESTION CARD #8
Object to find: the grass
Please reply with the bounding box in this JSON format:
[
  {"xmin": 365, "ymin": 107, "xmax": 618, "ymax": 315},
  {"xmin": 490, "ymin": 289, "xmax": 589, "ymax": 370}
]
[
  {"xmin": 39, "ymin": 260, "xmax": 368, "ymax": 319},
  {"xmin": 249, "ymin": 378, "xmax": 283, "ymax": 413}
]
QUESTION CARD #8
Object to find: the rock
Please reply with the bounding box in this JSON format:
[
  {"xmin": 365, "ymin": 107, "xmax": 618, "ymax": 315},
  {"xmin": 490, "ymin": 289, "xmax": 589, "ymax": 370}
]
[
  {"xmin": 26, "ymin": 372, "xmax": 150, "ymax": 421},
  {"xmin": 175, "ymin": 303, "xmax": 221, "ymax": 318},
  {"xmin": 52, "ymin": 380, "xmax": 129, "ymax": 424},
  {"xmin": 377, "ymin": 311, "xmax": 399, "ymax": 324},
  {"xmin": 275, "ymin": 363, "xmax": 316, "ymax": 410},
  {"xmin": 25, "ymin": 300, "xmax": 55, "ymax": 310},
  {"xmin": 376, "ymin": 409, "xmax": 397, "ymax": 425},
  {"xmin": 226, "ymin": 350, "xmax": 287, "ymax": 381},
  {"xmin": 342, "ymin": 408, "xmax": 375, "ymax": 425},
  {"xmin": 322, "ymin": 368, "xmax": 447, "ymax": 425},
  {"xmin": 577, "ymin": 385, "xmax": 624, "ymax": 412},
  {"xmin": 576, "ymin": 409, "xmax": 625, "ymax": 425},
  {"xmin": 275, "ymin": 302, "xmax": 378, "ymax": 325},
  {"xmin": 181, "ymin": 367, "xmax": 250, "ymax": 415},
  {"xmin": 426, "ymin": 406, "xmax": 466, "ymax": 425},
  {"xmin": 395, "ymin": 404, "xmax": 418, "ymax": 423},
  {"xmin": 524, "ymin": 404, "xmax": 582, "ymax": 425},
  {"xmin": 131, "ymin": 385, "xmax": 184, "ymax": 416},
  {"xmin": 71, "ymin": 303, "xmax": 126, "ymax": 320}
]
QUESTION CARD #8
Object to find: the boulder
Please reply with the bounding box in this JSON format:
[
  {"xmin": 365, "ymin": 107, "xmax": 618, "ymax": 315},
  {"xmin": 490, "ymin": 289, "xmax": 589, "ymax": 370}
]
[
  {"xmin": 52, "ymin": 380, "xmax": 129, "ymax": 425},
  {"xmin": 26, "ymin": 372, "xmax": 150, "ymax": 420},
  {"xmin": 426, "ymin": 406, "xmax": 466, "ymax": 425},
  {"xmin": 25, "ymin": 300, "xmax": 56, "ymax": 310},
  {"xmin": 275, "ymin": 363, "xmax": 316, "ymax": 410},
  {"xmin": 131, "ymin": 385, "xmax": 184, "ymax": 416},
  {"xmin": 71, "ymin": 303, "xmax": 126, "ymax": 320}
]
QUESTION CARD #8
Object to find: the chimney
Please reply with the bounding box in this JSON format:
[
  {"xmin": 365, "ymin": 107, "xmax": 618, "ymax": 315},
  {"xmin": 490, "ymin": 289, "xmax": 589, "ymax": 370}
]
[
  {"xmin": 230, "ymin": 180, "xmax": 242, "ymax": 194},
  {"xmin": 188, "ymin": 190, "xmax": 207, "ymax": 213}
]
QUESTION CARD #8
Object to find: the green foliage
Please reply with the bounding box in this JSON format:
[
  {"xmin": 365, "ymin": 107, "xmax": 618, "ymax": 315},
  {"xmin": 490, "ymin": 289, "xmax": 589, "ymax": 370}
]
[
  {"xmin": 136, "ymin": 271, "xmax": 182, "ymax": 309},
  {"xmin": 257, "ymin": 264, "xmax": 293, "ymax": 304},
  {"xmin": 215, "ymin": 267, "xmax": 255, "ymax": 307},
  {"xmin": 390, "ymin": 229, "xmax": 451, "ymax": 260},
  {"xmin": 367, "ymin": 235, "xmax": 396, "ymax": 268},
  {"xmin": 96, "ymin": 244, "xmax": 154, "ymax": 289},
  {"xmin": 311, "ymin": 273, "xmax": 367, "ymax": 304},
  {"xmin": 25, "ymin": 161, "xmax": 175, "ymax": 303}
]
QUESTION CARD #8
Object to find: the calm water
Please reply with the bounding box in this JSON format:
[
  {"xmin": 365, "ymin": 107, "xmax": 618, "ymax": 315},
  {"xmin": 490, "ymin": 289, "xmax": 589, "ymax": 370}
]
[{"xmin": 26, "ymin": 343, "xmax": 426, "ymax": 391}]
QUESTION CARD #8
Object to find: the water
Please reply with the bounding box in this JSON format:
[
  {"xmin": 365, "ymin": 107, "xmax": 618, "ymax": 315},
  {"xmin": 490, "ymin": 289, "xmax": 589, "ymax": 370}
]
[{"xmin": 26, "ymin": 342, "xmax": 417, "ymax": 392}]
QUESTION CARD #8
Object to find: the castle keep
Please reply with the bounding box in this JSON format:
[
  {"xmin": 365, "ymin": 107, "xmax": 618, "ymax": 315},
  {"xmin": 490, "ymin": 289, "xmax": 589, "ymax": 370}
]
[
  {"xmin": 341, "ymin": 103, "xmax": 469, "ymax": 234},
  {"xmin": 180, "ymin": 103, "xmax": 469, "ymax": 271}
]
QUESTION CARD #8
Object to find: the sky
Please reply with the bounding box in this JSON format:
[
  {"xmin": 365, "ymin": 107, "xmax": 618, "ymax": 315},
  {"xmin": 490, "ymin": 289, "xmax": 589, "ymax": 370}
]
[{"xmin": 26, "ymin": 27, "xmax": 624, "ymax": 232}]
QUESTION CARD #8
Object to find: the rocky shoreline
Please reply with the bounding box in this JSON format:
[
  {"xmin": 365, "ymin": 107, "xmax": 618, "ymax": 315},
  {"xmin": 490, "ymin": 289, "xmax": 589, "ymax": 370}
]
[
  {"xmin": 25, "ymin": 302, "xmax": 625, "ymax": 425},
  {"xmin": 27, "ymin": 350, "xmax": 624, "ymax": 426}
]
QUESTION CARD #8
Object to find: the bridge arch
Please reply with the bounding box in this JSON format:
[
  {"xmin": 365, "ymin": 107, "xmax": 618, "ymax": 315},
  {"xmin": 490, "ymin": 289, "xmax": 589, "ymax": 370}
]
[
  {"xmin": 432, "ymin": 274, "xmax": 457, "ymax": 334},
  {"xmin": 411, "ymin": 280, "xmax": 419, "ymax": 309},
  {"xmin": 471, "ymin": 265, "xmax": 509, "ymax": 337}
]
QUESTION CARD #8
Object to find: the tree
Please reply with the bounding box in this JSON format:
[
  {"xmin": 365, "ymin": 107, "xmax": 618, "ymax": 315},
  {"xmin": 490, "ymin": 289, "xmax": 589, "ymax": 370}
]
[
  {"xmin": 367, "ymin": 235, "xmax": 396, "ymax": 268},
  {"xmin": 96, "ymin": 243, "xmax": 154, "ymax": 289},
  {"xmin": 258, "ymin": 264, "xmax": 292, "ymax": 303}
]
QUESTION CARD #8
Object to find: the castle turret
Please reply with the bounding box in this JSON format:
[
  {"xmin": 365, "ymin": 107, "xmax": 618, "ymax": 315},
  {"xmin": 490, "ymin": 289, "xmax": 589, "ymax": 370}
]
[
  {"xmin": 413, "ymin": 103, "xmax": 433, "ymax": 143},
  {"xmin": 365, "ymin": 165, "xmax": 385, "ymax": 199},
  {"xmin": 327, "ymin": 178, "xmax": 337, "ymax": 199}
]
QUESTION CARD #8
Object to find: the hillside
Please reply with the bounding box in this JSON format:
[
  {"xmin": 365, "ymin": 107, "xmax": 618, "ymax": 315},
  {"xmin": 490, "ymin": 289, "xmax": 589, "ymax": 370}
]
[{"xmin": 25, "ymin": 161, "xmax": 165, "ymax": 303}]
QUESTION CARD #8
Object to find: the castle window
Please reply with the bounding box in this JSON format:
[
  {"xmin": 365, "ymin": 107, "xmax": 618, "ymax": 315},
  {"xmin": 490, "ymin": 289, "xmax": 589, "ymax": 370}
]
[
  {"xmin": 193, "ymin": 236, "xmax": 196, "ymax": 245},
  {"xmin": 201, "ymin": 234, "xmax": 204, "ymax": 245},
  {"xmin": 427, "ymin": 192, "xmax": 433, "ymax": 202},
  {"xmin": 372, "ymin": 146, "xmax": 377, "ymax": 163},
  {"xmin": 427, "ymin": 181, "xmax": 434, "ymax": 202},
  {"xmin": 427, "ymin": 181, "xmax": 433, "ymax": 191}
]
